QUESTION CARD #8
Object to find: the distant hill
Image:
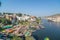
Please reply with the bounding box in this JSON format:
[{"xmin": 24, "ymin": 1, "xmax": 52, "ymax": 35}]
[
  {"xmin": 44, "ymin": 14, "xmax": 60, "ymax": 18},
  {"xmin": 51, "ymin": 14, "xmax": 60, "ymax": 17},
  {"xmin": 45, "ymin": 14, "xmax": 60, "ymax": 17},
  {"xmin": 45, "ymin": 14, "xmax": 60, "ymax": 22}
]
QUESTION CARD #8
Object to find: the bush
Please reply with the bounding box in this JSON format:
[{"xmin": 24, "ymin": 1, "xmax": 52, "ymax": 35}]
[
  {"xmin": 0, "ymin": 18, "xmax": 12, "ymax": 25},
  {"xmin": 11, "ymin": 35, "xmax": 22, "ymax": 40}
]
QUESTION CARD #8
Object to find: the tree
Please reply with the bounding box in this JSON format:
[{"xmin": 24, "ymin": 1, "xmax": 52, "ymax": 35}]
[
  {"xmin": 11, "ymin": 35, "xmax": 22, "ymax": 40},
  {"xmin": 25, "ymin": 36, "xmax": 35, "ymax": 40},
  {"xmin": 17, "ymin": 13, "xmax": 22, "ymax": 17}
]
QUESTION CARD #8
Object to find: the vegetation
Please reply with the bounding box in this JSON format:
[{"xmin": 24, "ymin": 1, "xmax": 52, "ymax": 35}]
[
  {"xmin": 0, "ymin": 27, "xmax": 4, "ymax": 31},
  {"xmin": 3, "ymin": 12, "xmax": 14, "ymax": 15},
  {"xmin": 19, "ymin": 20, "xmax": 30, "ymax": 26},
  {"xmin": 0, "ymin": 18, "xmax": 6, "ymax": 24},
  {"xmin": 36, "ymin": 17, "xmax": 41, "ymax": 24},
  {"xmin": 25, "ymin": 36, "xmax": 35, "ymax": 40},
  {"xmin": 16, "ymin": 13, "xmax": 22, "ymax": 17},
  {"xmin": 0, "ymin": 18, "xmax": 11, "ymax": 25},
  {"xmin": 11, "ymin": 35, "xmax": 22, "ymax": 40}
]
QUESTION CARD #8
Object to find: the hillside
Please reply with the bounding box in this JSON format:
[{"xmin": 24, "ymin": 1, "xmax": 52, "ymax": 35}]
[
  {"xmin": 50, "ymin": 14, "xmax": 60, "ymax": 17},
  {"xmin": 45, "ymin": 14, "xmax": 60, "ymax": 22}
]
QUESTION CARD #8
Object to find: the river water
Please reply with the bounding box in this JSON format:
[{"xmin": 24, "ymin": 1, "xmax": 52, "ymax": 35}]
[{"xmin": 32, "ymin": 19, "xmax": 60, "ymax": 40}]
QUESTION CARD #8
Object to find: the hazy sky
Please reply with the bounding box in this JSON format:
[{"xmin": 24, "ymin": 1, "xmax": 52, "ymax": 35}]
[{"xmin": 0, "ymin": 0, "xmax": 60, "ymax": 16}]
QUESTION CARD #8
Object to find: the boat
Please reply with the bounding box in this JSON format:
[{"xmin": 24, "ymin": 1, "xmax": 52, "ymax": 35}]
[{"xmin": 2, "ymin": 25, "xmax": 12, "ymax": 29}]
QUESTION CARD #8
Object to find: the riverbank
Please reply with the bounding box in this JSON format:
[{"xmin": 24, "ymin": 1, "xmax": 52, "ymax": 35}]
[{"xmin": 0, "ymin": 13, "xmax": 43, "ymax": 40}]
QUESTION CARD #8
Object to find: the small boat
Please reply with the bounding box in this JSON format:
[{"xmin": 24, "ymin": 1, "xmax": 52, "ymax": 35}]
[
  {"xmin": 2, "ymin": 25, "xmax": 12, "ymax": 29},
  {"xmin": 6, "ymin": 29, "xmax": 14, "ymax": 33}
]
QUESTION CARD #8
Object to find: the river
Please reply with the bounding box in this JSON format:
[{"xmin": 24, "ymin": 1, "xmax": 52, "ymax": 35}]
[{"xmin": 32, "ymin": 19, "xmax": 60, "ymax": 40}]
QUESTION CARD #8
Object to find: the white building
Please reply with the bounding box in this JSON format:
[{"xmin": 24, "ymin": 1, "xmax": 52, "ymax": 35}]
[{"xmin": 16, "ymin": 16, "xmax": 30, "ymax": 21}]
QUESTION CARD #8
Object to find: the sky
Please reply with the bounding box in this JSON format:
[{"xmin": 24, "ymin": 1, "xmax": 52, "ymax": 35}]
[{"xmin": 0, "ymin": 0, "xmax": 60, "ymax": 16}]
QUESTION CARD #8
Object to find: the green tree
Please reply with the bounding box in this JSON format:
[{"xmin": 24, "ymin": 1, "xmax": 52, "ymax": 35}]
[
  {"xmin": 17, "ymin": 13, "xmax": 22, "ymax": 17},
  {"xmin": 0, "ymin": 18, "xmax": 11, "ymax": 25},
  {"xmin": 25, "ymin": 36, "xmax": 35, "ymax": 40},
  {"xmin": 11, "ymin": 35, "xmax": 22, "ymax": 40}
]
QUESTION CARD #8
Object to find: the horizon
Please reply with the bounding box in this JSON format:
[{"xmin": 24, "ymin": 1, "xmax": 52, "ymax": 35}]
[{"xmin": 0, "ymin": 0, "xmax": 60, "ymax": 16}]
